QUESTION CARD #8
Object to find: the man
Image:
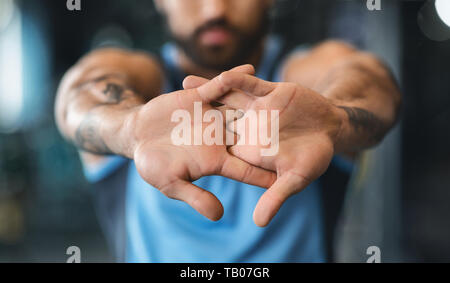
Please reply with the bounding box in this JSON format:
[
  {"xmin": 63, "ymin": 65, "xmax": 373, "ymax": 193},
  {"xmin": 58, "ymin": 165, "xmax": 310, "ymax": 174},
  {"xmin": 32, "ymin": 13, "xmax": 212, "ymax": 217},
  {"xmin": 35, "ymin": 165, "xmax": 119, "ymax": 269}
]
[{"xmin": 55, "ymin": 0, "xmax": 401, "ymax": 262}]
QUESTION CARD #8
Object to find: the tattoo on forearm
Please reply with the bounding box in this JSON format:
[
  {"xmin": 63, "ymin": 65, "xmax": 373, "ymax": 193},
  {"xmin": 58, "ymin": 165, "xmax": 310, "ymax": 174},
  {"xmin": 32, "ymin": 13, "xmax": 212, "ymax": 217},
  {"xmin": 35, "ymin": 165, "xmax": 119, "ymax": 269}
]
[
  {"xmin": 103, "ymin": 83, "xmax": 126, "ymax": 103},
  {"xmin": 74, "ymin": 107, "xmax": 112, "ymax": 154},
  {"xmin": 73, "ymin": 82, "xmax": 130, "ymax": 154},
  {"xmin": 338, "ymin": 106, "xmax": 387, "ymax": 144}
]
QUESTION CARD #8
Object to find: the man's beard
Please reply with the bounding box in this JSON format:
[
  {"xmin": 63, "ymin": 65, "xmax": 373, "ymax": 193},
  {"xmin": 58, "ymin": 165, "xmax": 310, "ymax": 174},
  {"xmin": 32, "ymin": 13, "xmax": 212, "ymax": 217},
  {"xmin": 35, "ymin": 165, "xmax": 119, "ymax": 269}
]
[{"xmin": 168, "ymin": 16, "xmax": 270, "ymax": 71}]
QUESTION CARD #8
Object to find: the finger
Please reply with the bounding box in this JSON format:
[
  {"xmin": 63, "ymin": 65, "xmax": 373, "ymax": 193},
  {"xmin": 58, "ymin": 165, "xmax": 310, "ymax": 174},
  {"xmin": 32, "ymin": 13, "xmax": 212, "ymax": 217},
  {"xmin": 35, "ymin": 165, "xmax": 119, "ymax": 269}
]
[
  {"xmin": 195, "ymin": 76, "xmax": 235, "ymax": 103},
  {"xmin": 217, "ymin": 105, "xmax": 244, "ymax": 123},
  {"xmin": 183, "ymin": 64, "xmax": 255, "ymax": 90},
  {"xmin": 194, "ymin": 78, "xmax": 256, "ymax": 109},
  {"xmin": 253, "ymin": 172, "xmax": 310, "ymax": 227},
  {"xmin": 231, "ymin": 64, "xmax": 256, "ymax": 75},
  {"xmin": 228, "ymin": 145, "xmax": 268, "ymax": 169},
  {"xmin": 214, "ymin": 106, "xmax": 242, "ymax": 145},
  {"xmin": 220, "ymin": 154, "xmax": 277, "ymax": 189},
  {"xmin": 165, "ymin": 179, "xmax": 224, "ymax": 221},
  {"xmin": 195, "ymin": 67, "xmax": 267, "ymax": 103},
  {"xmin": 216, "ymin": 91, "xmax": 254, "ymax": 110},
  {"xmin": 183, "ymin": 76, "xmax": 208, "ymax": 90},
  {"xmin": 219, "ymin": 71, "xmax": 276, "ymax": 97},
  {"xmin": 185, "ymin": 76, "xmax": 254, "ymax": 109}
]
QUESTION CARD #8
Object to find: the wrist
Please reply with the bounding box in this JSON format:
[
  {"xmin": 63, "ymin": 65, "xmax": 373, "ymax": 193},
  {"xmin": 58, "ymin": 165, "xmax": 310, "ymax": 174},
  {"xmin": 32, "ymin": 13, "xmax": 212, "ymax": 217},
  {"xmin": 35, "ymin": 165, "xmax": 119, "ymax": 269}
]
[
  {"xmin": 118, "ymin": 105, "xmax": 143, "ymax": 159},
  {"xmin": 329, "ymin": 103, "xmax": 351, "ymax": 154},
  {"xmin": 97, "ymin": 100, "xmax": 143, "ymax": 159}
]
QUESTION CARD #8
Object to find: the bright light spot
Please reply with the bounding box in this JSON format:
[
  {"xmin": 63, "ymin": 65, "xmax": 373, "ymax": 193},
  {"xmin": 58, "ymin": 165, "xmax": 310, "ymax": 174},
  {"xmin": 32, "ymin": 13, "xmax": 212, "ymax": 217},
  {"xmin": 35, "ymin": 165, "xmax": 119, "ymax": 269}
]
[
  {"xmin": 0, "ymin": 3, "xmax": 23, "ymax": 133},
  {"xmin": 0, "ymin": 0, "xmax": 14, "ymax": 31},
  {"xmin": 435, "ymin": 0, "xmax": 450, "ymax": 27}
]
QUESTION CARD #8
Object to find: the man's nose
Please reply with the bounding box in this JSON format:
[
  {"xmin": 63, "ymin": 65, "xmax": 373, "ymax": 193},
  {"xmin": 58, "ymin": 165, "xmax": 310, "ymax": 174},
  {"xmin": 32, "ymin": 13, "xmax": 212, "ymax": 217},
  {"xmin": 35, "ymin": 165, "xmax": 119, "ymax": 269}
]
[{"xmin": 201, "ymin": 0, "xmax": 227, "ymax": 21}]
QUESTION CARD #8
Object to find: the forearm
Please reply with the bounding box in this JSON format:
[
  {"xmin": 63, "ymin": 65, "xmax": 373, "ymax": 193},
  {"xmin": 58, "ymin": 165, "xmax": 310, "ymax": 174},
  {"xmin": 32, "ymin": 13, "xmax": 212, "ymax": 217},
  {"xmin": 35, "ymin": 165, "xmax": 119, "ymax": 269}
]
[
  {"xmin": 282, "ymin": 41, "xmax": 402, "ymax": 153},
  {"xmin": 55, "ymin": 48, "xmax": 162, "ymax": 158},
  {"xmin": 56, "ymin": 74, "xmax": 144, "ymax": 158},
  {"xmin": 317, "ymin": 53, "xmax": 402, "ymax": 152}
]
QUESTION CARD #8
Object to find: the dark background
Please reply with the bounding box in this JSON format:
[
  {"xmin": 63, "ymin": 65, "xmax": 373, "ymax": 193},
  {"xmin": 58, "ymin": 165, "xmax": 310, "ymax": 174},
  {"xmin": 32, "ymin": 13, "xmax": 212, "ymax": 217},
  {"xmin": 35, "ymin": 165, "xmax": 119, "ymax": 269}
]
[{"xmin": 0, "ymin": 0, "xmax": 449, "ymax": 262}]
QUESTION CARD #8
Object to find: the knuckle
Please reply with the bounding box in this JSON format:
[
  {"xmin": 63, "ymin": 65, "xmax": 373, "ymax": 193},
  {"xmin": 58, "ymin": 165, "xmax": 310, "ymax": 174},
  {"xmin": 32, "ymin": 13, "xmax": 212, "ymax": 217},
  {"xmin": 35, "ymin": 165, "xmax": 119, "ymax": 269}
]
[
  {"xmin": 159, "ymin": 181, "xmax": 178, "ymax": 199},
  {"xmin": 218, "ymin": 71, "xmax": 234, "ymax": 85},
  {"xmin": 211, "ymin": 77, "xmax": 225, "ymax": 94}
]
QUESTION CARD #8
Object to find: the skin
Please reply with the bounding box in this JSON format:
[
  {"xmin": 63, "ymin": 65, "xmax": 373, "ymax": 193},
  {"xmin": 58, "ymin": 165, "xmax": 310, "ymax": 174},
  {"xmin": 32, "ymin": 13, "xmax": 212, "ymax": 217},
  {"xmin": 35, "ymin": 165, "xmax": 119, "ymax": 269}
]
[
  {"xmin": 55, "ymin": 0, "xmax": 401, "ymax": 226},
  {"xmin": 184, "ymin": 51, "xmax": 401, "ymax": 226},
  {"xmin": 56, "ymin": 56, "xmax": 276, "ymax": 221},
  {"xmin": 154, "ymin": 0, "xmax": 273, "ymax": 78}
]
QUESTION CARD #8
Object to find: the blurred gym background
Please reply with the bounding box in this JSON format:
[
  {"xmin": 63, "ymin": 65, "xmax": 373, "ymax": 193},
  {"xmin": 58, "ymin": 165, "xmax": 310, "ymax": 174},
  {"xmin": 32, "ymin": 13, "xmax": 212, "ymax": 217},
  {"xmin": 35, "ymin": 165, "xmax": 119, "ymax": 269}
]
[{"xmin": 0, "ymin": 0, "xmax": 449, "ymax": 262}]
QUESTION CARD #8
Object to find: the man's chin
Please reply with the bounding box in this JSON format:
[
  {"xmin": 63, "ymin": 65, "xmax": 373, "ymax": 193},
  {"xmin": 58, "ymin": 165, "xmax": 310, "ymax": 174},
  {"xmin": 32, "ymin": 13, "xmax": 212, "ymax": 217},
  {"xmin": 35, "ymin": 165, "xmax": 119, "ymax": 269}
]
[
  {"xmin": 196, "ymin": 56, "xmax": 241, "ymax": 71},
  {"xmin": 175, "ymin": 36, "xmax": 258, "ymax": 71},
  {"xmin": 193, "ymin": 46, "xmax": 242, "ymax": 70}
]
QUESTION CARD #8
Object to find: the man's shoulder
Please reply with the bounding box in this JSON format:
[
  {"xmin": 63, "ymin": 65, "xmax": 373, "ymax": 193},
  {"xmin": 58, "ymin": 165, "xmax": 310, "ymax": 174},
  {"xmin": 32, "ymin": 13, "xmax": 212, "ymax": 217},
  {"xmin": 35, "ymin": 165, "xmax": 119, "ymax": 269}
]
[{"xmin": 276, "ymin": 40, "xmax": 356, "ymax": 83}]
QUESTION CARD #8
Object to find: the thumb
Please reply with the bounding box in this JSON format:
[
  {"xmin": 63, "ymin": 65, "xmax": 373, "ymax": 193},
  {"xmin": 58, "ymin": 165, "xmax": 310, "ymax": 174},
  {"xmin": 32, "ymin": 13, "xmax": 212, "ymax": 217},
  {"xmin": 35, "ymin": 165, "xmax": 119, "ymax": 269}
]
[
  {"xmin": 183, "ymin": 76, "xmax": 209, "ymax": 90},
  {"xmin": 253, "ymin": 172, "xmax": 310, "ymax": 227},
  {"xmin": 160, "ymin": 179, "xmax": 224, "ymax": 221}
]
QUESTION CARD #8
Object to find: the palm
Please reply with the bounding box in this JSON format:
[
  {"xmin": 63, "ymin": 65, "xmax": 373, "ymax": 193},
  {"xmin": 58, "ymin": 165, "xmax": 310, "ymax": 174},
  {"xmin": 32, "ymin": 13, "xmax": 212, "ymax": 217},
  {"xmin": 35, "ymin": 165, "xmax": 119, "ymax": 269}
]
[
  {"xmin": 230, "ymin": 82, "xmax": 336, "ymax": 174},
  {"xmin": 184, "ymin": 70, "xmax": 341, "ymax": 226},
  {"xmin": 133, "ymin": 76, "xmax": 276, "ymax": 222}
]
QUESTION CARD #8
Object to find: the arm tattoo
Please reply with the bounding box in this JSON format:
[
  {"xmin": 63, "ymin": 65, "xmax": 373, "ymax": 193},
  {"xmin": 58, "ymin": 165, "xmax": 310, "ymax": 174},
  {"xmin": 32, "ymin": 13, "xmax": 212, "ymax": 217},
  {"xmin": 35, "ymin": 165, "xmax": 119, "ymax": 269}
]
[
  {"xmin": 338, "ymin": 106, "xmax": 387, "ymax": 145},
  {"xmin": 74, "ymin": 106, "xmax": 112, "ymax": 154},
  {"xmin": 78, "ymin": 74, "xmax": 133, "ymax": 104},
  {"xmin": 73, "ymin": 82, "xmax": 130, "ymax": 154},
  {"xmin": 103, "ymin": 83, "xmax": 126, "ymax": 103}
]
